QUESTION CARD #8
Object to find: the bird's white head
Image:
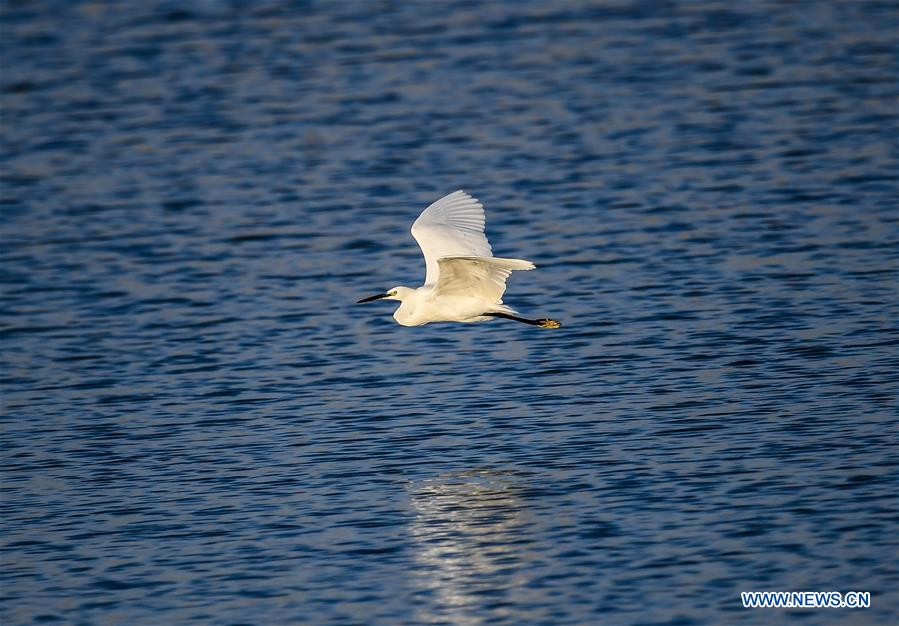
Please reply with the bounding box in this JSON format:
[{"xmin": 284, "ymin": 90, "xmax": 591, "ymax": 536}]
[
  {"xmin": 386, "ymin": 286, "xmax": 414, "ymax": 301},
  {"xmin": 356, "ymin": 285, "xmax": 413, "ymax": 304}
]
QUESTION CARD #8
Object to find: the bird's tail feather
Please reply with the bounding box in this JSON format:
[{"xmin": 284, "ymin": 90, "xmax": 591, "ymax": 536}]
[{"xmin": 487, "ymin": 303, "xmax": 519, "ymax": 315}]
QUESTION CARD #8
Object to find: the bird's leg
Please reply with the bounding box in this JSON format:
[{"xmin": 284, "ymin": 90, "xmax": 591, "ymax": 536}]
[{"xmin": 484, "ymin": 312, "xmax": 562, "ymax": 328}]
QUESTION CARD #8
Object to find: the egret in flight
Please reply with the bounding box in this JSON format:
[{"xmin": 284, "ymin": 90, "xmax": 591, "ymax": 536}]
[{"xmin": 356, "ymin": 190, "xmax": 562, "ymax": 328}]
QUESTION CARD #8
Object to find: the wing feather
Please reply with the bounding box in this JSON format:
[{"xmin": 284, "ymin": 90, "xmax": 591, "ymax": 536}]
[
  {"xmin": 433, "ymin": 256, "xmax": 535, "ymax": 305},
  {"xmin": 411, "ymin": 190, "xmax": 493, "ymax": 285}
]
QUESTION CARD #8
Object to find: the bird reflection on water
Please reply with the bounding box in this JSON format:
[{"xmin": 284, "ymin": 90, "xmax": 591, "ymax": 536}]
[{"xmin": 406, "ymin": 470, "xmax": 537, "ymax": 625}]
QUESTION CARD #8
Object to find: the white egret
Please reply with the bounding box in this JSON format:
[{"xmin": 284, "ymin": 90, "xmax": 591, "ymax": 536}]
[{"xmin": 356, "ymin": 190, "xmax": 561, "ymax": 328}]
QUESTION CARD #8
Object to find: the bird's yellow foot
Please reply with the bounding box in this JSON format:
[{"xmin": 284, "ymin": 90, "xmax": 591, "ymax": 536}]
[{"xmin": 538, "ymin": 319, "xmax": 562, "ymax": 329}]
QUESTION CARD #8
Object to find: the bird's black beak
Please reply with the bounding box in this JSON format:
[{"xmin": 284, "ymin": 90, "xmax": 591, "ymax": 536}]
[{"xmin": 356, "ymin": 292, "xmax": 389, "ymax": 304}]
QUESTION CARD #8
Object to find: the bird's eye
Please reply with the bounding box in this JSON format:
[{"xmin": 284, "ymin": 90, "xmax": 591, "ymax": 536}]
[{"xmin": 389, "ymin": 290, "xmax": 397, "ymax": 296}]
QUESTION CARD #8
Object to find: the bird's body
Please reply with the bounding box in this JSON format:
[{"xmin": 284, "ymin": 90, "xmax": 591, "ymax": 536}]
[
  {"xmin": 357, "ymin": 191, "xmax": 561, "ymax": 328},
  {"xmin": 388, "ymin": 256, "xmax": 532, "ymax": 326}
]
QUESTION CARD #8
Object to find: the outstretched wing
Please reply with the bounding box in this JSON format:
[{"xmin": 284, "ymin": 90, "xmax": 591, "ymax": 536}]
[
  {"xmin": 411, "ymin": 190, "xmax": 493, "ymax": 285},
  {"xmin": 433, "ymin": 256, "xmax": 535, "ymax": 305}
]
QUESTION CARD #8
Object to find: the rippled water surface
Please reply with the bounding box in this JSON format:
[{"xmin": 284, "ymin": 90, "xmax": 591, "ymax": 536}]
[{"xmin": 2, "ymin": 1, "xmax": 897, "ymax": 624}]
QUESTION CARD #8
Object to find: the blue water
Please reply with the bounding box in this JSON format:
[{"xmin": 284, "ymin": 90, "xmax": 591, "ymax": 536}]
[{"xmin": 2, "ymin": 1, "xmax": 897, "ymax": 624}]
